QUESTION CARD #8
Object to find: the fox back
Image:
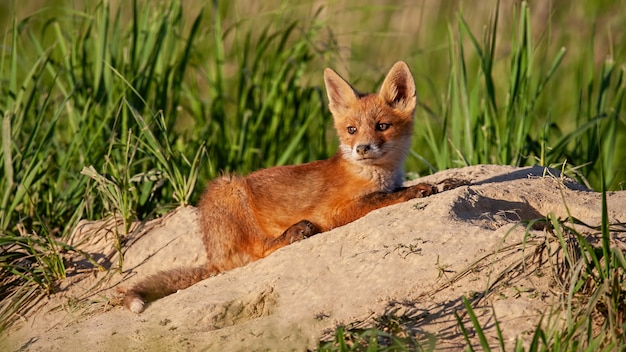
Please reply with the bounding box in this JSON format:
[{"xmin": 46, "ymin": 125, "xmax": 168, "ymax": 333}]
[{"xmin": 123, "ymin": 61, "xmax": 437, "ymax": 313}]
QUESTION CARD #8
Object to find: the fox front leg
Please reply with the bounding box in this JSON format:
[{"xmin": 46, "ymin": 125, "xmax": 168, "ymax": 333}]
[{"xmin": 263, "ymin": 220, "xmax": 321, "ymax": 256}]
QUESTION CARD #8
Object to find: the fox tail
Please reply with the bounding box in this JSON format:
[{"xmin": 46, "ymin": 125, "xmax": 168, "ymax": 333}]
[{"xmin": 123, "ymin": 265, "xmax": 218, "ymax": 313}]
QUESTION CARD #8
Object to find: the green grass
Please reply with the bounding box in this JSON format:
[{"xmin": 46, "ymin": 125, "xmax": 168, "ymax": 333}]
[
  {"xmin": 0, "ymin": 0, "xmax": 332, "ymax": 332},
  {"xmin": 412, "ymin": 1, "xmax": 625, "ymax": 190},
  {"xmin": 0, "ymin": 0, "xmax": 625, "ymax": 345}
]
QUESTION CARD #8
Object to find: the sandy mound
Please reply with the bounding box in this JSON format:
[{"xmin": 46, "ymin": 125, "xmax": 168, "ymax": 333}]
[{"xmin": 4, "ymin": 165, "xmax": 626, "ymax": 351}]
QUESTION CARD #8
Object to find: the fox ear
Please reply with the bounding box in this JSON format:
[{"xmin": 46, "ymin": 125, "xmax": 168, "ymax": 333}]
[
  {"xmin": 379, "ymin": 61, "xmax": 416, "ymax": 113},
  {"xmin": 324, "ymin": 68, "xmax": 360, "ymax": 117}
]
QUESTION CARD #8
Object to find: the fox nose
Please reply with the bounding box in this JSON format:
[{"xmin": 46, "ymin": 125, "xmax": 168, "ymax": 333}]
[{"xmin": 356, "ymin": 144, "xmax": 371, "ymax": 157}]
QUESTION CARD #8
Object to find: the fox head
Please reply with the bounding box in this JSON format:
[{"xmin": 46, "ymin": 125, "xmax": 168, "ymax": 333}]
[{"xmin": 324, "ymin": 61, "xmax": 416, "ymax": 173}]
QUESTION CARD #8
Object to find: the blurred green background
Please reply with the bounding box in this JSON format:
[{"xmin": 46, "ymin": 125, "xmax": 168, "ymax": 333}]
[
  {"xmin": 3, "ymin": 1, "xmax": 625, "ymax": 180},
  {"xmin": 1, "ymin": 0, "xmax": 626, "ymax": 335}
]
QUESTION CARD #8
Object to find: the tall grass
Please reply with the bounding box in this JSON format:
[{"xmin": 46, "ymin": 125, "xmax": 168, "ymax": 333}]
[
  {"xmin": 412, "ymin": 1, "xmax": 625, "ymax": 190},
  {"xmin": 0, "ymin": 0, "xmax": 624, "ymax": 340},
  {"xmin": 0, "ymin": 0, "xmax": 331, "ymax": 331}
]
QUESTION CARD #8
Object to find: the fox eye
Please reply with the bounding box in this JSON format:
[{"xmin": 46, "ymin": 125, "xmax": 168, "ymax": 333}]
[
  {"xmin": 376, "ymin": 123, "xmax": 391, "ymax": 131},
  {"xmin": 347, "ymin": 126, "xmax": 357, "ymax": 134}
]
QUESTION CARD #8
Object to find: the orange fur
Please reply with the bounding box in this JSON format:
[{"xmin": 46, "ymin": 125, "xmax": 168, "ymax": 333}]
[{"xmin": 123, "ymin": 61, "xmax": 438, "ymax": 313}]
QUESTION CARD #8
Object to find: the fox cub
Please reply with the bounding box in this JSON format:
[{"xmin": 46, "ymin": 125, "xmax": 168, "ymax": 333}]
[{"xmin": 124, "ymin": 61, "xmax": 453, "ymax": 313}]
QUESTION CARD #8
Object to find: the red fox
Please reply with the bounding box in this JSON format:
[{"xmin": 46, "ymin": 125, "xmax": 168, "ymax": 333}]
[{"xmin": 123, "ymin": 61, "xmax": 458, "ymax": 313}]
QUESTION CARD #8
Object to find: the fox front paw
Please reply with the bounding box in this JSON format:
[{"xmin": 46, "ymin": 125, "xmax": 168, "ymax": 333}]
[
  {"xmin": 437, "ymin": 178, "xmax": 470, "ymax": 191},
  {"xmin": 405, "ymin": 183, "xmax": 437, "ymax": 199}
]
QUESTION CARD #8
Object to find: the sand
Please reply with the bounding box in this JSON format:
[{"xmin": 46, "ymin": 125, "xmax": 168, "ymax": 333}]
[{"xmin": 4, "ymin": 165, "xmax": 626, "ymax": 351}]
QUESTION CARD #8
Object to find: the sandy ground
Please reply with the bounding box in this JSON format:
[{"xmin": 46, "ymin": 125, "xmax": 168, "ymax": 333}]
[{"xmin": 3, "ymin": 165, "xmax": 626, "ymax": 351}]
